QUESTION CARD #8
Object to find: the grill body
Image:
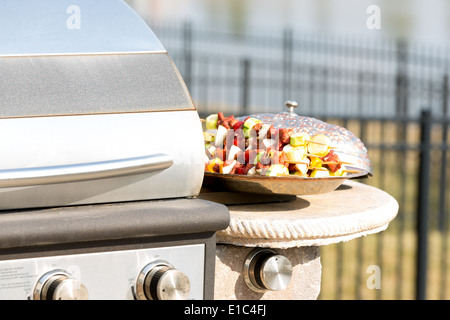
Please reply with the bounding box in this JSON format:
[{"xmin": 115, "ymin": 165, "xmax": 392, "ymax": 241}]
[
  {"xmin": 0, "ymin": 0, "xmax": 230, "ymax": 300},
  {"xmin": 0, "ymin": 198, "xmax": 229, "ymax": 300}
]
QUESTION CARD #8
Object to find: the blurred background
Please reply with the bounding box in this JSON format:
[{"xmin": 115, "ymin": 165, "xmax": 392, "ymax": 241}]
[{"xmin": 126, "ymin": 0, "xmax": 450, "ymax": 300}]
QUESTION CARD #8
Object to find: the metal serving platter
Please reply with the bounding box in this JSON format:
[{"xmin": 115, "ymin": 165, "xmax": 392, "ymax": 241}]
[
  {"xmin": 202, "ymin": 168, "xmax": 368, "ymax": 196},
  {"xmin": 202, "ymin": 108, "xmax": 372, "ymax": 196}
]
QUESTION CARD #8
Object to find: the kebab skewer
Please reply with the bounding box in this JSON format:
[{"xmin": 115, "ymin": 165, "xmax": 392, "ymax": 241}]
[{"xmin": 203, "ymin": 112, "xmax": 359, "ymax": 177}]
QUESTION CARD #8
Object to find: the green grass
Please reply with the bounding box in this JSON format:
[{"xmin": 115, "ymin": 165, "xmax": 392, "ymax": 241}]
[
  {"xmin": 317, "ymin": 119, "xmax": 450, "ymax": 300},
  {"xmin": 319, "ymin": 227, "xmax": 450, "ymax": 299}
]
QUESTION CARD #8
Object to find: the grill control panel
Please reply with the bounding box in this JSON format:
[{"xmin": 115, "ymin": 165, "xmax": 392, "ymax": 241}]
[{"xmin": 0, "ymin": 244, "xmax": 205, "ymax": 300}]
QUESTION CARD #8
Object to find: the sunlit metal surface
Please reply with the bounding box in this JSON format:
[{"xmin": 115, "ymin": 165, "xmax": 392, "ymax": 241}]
[{"xmin": 0, "ymin": 0, "xmax": 165, "ymax": 56}]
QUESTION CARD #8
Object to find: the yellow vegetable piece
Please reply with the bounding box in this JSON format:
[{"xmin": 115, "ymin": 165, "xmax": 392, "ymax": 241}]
[
  {"xmin": 206, "ymin": 158, "xmax": 223, "ymax": 173},
  {"xmin": 331, "ymin": 165, "xmax": 347, "ymax": 177},
  {"xmin": 292, "ymin": 170, "xmax": 308, "ymax": 177},
  {"xmin": 294, "ymin": 163, "xmax": 309, "ymax": 175},
  {"xmin": 265, "ymin": 164, "xmax": 289, "ymax": 177},
  {"xmin": 286, "ymin": 146, "xmax": 306, "ymax": 162},
  {"xmin": 205, "ymin": 114, "xmax": 218, "ymax": 130},
  {"xmin": 203, "ymin": 130, "xmax": 216, "ymax": 142},
  {"xmin": 290, "ymin": 132, "xmax": 310, "ymax": 147},
  {"xmin": 307, "ymin": 134, "xmax": 331, "ymax": 157},
  {"xmin": 243, "ymin": 118, "xmax": 261, "ymax": 138},
  {"xmin": 310, "ymin": 157, "xmax": 322, "ymax": 168}
]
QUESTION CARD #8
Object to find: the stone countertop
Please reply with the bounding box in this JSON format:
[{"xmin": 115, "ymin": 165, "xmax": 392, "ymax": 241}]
[{"xmin": 215, "ymin": 180, "xmax": 399, "ymax": 248}]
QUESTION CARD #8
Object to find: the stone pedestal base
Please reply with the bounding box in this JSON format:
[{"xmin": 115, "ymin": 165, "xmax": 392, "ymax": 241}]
[
  {"xmin": 214, "ymin": 244, "xmax": 321, "ymax": 300},
  {"xmin": 212, "ymin": 181, "xmax": 399, "ymax": 300}
]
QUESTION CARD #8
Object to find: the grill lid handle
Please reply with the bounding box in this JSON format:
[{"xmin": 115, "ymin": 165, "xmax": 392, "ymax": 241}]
[{"xmin": 0, "ymin": 154, "xmax": 173, "ymax": 188}]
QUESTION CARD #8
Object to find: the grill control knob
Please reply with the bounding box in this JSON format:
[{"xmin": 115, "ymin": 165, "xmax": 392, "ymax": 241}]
[
  {"xmin": 33, "ymin": 270, "xmax": 88, "ymax": 300},
  {"xmin": 135, "ymin": 260, "xmax": 190, "ymax": 300},
  {"xmin": 243, "ymin": 248, "xmax": 293, "ymax": 292}
]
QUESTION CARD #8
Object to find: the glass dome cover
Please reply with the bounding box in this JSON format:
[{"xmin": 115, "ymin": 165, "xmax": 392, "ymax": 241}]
[{"xmin": 239, "ymin": 111, "xmax": 373, "ymax": 177}]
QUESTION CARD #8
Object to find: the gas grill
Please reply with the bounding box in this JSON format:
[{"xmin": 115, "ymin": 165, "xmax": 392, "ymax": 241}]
[{"xmin": 0, "ymin": 0, "xmax": 229, "ymax": 300}]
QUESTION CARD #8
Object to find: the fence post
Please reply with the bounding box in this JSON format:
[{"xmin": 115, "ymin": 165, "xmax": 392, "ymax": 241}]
[
  {"xmin": 183, "ymin": 21, "xmax": 193, "ymax": 90},
  {"xmin": 283, "ymin": 27, "xmax": 293, "ymax": 100},
  {"xmin": 241, "ymin": 58, "xmax": 250, "ymax": 115},
  {"xmin": 395, "ymin": 39, "xmax": 408, "ymax": 118},
  {"xmin": 438, "ymin": 74, "xmax": 448, "ymax": 231},
  {"xmin": 416, "ymin": 109, "xmax": 432, "ymax": 300}
]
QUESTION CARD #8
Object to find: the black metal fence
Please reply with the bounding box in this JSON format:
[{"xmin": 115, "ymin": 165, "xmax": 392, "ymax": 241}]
[{"xmin": 149, "ymin": 21, "xmax": 450, "ymax": 299}]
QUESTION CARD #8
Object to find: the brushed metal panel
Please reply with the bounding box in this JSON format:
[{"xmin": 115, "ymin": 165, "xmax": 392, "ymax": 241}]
[
  {"xmin": 0, "ymin": 53, "xmax": 193, "ymax": 118},
  {"xmin": 0, "ymin": 245, "xmax": 205, "ymax": 300}
]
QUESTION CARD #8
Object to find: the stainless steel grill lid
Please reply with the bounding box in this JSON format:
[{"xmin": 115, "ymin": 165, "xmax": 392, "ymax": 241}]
[
  {"xmin": 0, "ymin": 0, "xmax": 193, "ymax": 118},
  {"xmin": 0, "ymin": 0, "xmax": 205, "ymax": 210}
]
